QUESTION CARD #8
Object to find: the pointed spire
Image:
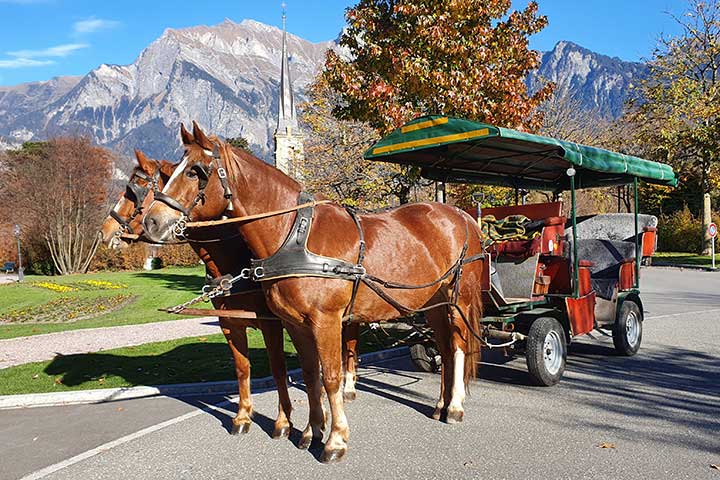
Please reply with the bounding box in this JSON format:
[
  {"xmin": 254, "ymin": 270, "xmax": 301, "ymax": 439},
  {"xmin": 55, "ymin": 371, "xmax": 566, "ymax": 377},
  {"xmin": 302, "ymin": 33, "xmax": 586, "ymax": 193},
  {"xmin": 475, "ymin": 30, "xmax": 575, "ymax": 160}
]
[{"xmin": 277, "ymin": 2, "xmax": 297, "ymax": 133}]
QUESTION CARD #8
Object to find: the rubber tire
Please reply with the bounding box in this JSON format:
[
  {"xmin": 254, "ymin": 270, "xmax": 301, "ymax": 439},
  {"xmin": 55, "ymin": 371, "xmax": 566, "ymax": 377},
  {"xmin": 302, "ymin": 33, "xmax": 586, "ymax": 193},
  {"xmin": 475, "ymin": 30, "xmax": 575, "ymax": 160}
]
[
  {"xmin": 525, "ymin": 317, "xmax": 567, "ymax": 387},
  {"xmin": 613, "ymin": 300, "xmax": 642, "ymax": 356},
  {"xmin": 409, "ymin": 343, "xmax": 440, "ymax": 373}
]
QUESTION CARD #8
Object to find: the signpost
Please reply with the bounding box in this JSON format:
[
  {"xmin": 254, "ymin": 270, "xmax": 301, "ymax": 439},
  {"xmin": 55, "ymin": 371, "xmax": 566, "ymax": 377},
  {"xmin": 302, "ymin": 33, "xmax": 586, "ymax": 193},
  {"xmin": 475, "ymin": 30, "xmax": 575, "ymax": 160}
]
[
  {"xmin": 13, "ymin": 224, "xmax": 24, "ymax": 282},
  {"xmin": 709, "ymin": 222, "xmax": 717, "ymax": 270}
]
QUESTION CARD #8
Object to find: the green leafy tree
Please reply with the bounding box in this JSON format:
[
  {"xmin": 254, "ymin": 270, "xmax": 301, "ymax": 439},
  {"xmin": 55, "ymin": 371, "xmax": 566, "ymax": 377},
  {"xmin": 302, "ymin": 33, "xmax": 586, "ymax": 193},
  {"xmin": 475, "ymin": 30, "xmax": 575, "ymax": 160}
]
[
  {"xmin": 225, "ymin": 136, "xmax": 253, "ymax": 153},
  {"xmin": 629, "ymin": 0, "xmax": 720, "ymax": 254}
]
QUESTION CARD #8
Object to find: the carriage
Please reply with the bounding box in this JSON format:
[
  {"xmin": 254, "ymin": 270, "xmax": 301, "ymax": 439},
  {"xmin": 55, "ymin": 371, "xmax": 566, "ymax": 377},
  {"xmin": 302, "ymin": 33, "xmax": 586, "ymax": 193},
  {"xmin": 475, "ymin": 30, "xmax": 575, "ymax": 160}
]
[{"xmin": 363, "ymin": 115, "xmax": 677, "ymax": 386}]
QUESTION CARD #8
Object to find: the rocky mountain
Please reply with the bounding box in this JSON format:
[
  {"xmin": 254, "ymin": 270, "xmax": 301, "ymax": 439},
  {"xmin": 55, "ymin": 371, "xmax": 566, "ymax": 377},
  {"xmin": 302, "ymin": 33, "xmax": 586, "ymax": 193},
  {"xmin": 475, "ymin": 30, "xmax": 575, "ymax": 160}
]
[
  {"xmin": 0, "ymin": 19, "xmax": 332, "ymax": 161},
  {"xmin": 0, "ymin": 23, "xmax": 647, "ymax": 160},
  {"xmin": 528, "ymin": 41, "xmax": 648, "ymax": 118}
]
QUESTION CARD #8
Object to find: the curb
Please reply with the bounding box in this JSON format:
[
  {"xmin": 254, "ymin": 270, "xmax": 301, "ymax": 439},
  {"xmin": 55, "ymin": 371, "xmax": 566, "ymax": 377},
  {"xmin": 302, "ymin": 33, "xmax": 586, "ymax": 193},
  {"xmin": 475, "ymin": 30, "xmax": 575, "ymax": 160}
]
[
  {"xmin": 0, "ymin": 346, "xmax": 409, "ymax": 410},
  {"xmin": 649, "ymin": 263, "xmax": 718, "ymax": 272}
]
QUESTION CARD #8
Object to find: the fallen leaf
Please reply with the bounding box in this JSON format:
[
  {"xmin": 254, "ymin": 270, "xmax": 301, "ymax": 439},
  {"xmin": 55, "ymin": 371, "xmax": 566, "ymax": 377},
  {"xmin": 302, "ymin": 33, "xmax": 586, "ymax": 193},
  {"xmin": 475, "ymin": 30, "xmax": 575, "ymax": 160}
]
[
  {"xmin": 598, "ymin": 442, "xmax": 616, "ymax": 449},
  {"xmin": 711, "ymin": 464, "xmax": 720, "ymax": 470},
  {"xmin": 98, "ymin": 378, "xmax": 105, "ymax": 384},
  {"xmin": 117, "ymin": 407, "xmax": 124, "ymax": 412},
  {"xmin": 32, "ymin": 436, "xmax": 38, "ymax": 442},
  {"xmin": 198, "ymin": 337, "xmax": 208, "ymax": 342},
  {"xmin": 53, "ymin": 377, "xmax": 63, "ymax": 385},
  {"xmin": 32, "ymin": 374, "xmax": 39, "ymax": 379}
]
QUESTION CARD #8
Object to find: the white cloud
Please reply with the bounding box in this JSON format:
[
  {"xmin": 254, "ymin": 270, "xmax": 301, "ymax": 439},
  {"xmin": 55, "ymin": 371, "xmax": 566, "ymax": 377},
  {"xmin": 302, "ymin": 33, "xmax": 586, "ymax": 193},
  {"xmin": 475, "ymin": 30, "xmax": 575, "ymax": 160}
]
[
  {"xmin": 0, "ymin": 58, "xmax": 54, "ymax": 68},
  {"xmin": 0, "ymin": 0, "xmax": 52, "ymax": 4},
  {"xmin": 7, "ymin": 43, "xmax": 88, "ymax": 58},
  {"xmin": 73, "ymin": 17, "xmax": 120, "ymax": 34}
]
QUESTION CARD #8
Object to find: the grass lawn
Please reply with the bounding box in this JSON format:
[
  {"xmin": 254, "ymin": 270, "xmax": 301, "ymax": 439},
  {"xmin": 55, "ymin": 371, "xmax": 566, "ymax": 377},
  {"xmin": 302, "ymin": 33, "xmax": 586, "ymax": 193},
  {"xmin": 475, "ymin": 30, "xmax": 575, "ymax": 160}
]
[
  {"xmin": 0, "ymin": 328, "xmax": 398, "ymax": 395},
  {"xmin": 0, "ymin": 266, "xmax": 207, "ymax": 340},
  {"xmin": 653, "ymin": 252, "xmax": 720, "ymax": 268}
]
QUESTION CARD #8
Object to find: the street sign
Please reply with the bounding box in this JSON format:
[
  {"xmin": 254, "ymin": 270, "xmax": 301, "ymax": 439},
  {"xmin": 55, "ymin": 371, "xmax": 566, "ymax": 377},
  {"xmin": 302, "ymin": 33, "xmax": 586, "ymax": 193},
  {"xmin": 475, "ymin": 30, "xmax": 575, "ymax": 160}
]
[{"xmin": 710, "ymin": 223, "xmax": 717, "ymax": 270}]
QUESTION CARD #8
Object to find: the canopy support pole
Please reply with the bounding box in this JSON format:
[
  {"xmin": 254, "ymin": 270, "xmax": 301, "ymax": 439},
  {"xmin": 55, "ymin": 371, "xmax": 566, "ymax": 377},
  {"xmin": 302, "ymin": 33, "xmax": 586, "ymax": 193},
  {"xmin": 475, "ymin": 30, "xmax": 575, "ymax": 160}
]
[
  {"xmin": 634, "ymin": 177, "xmax": 640, "ymax": 288},
  {"xmin": 570, "ymin": 172, "xmax": 579, "ymax": 297}
]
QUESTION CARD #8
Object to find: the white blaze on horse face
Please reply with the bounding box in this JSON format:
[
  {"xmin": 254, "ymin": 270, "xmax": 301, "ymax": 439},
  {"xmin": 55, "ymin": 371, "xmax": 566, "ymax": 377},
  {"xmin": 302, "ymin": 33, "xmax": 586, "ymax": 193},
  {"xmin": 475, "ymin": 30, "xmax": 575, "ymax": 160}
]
[{"xmin": 163, "ymin": 155, "xmax": 188, "ymax": 194}]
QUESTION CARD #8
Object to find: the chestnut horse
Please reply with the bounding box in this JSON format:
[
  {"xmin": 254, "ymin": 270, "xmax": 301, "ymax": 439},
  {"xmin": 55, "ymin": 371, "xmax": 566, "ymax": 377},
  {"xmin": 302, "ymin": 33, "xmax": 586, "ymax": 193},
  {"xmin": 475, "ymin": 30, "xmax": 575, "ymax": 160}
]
[
  {"xmin": 100, "ymin": 147, "xmax": 361, "ymax": 437},
  {"xmin": 143, "ymin": 122, "xmax": 484, "ymax": 463}
]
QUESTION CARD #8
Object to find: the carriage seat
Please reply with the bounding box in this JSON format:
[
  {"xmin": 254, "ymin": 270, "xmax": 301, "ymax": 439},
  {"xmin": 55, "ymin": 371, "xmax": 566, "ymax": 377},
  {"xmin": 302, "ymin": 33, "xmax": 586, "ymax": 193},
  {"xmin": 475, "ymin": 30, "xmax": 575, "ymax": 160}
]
[
  {"xmin": 569, "ymin": 239, "xmax": 636, "ymax": 300},
  {"xmin": 566, "ymin": 213, "xmax": 658, "ymax": 257}
]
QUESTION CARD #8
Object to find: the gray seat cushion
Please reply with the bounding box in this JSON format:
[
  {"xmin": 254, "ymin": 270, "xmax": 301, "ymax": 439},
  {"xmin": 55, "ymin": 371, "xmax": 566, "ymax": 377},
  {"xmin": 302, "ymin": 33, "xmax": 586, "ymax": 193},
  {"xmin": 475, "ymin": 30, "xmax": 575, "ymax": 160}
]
[
  {"xmin": 568, "ymin": 213, "xmax": 657, "ymax": 242},
  {"xmin": 566, "ymin": 239, "xmax": 636, "ymax": 300}
]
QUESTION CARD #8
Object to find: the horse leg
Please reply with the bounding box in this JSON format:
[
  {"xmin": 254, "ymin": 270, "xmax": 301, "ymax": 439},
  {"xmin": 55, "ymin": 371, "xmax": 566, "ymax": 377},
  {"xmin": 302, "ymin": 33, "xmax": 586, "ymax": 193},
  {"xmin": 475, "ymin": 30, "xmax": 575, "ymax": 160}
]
[
  {"xmin": 258, "ymin": 320, "xmax": 292, "ymax": 439},
  {"xmin": 445, "ymin": 298, "xmax": 478, "ymax": 424},
  {"xmin": 285, "ymin": 322, "xmax": 326, "ymax": 450},
  {"xmin": 425, "ymin": 307, "xmax": 455, "ymax": 422},
  {"xmin": 219, "ymin": 319, "xmax": 253, "ymax": 434},
  {"xmin": 314, "ymin": 314, "xmax": 350, "ymax": 463},
  {"xmin": 342, "ymin": 323, "xmax": 359, "ymax": 402}
]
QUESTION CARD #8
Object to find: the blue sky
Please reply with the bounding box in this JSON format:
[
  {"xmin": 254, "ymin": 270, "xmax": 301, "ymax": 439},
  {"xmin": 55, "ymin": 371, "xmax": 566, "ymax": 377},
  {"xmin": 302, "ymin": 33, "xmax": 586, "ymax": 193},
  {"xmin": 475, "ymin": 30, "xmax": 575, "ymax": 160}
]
[{"xmin": 0, "ymin": 0, "xmax": 687, "ymax": 86}]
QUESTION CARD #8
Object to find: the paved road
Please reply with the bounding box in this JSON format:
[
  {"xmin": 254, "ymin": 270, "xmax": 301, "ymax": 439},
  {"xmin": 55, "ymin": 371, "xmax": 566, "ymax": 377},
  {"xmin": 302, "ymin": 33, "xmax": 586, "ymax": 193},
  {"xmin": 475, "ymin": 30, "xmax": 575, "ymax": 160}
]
[
  {"xmin": 1, "ymin": 267, "xmax": 719, "ymax": 480},
  {"xmin": 0, "ymin": 317, "xmax": 219, "ymax": 369}
]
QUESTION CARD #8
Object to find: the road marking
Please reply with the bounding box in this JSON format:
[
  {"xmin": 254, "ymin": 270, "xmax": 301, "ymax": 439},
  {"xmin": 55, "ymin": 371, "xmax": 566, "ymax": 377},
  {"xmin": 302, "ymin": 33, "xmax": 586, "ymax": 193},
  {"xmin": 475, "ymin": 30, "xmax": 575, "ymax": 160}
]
[
  {"xmin": 646, "ymin": 307, "xmax": 720, "ymax": 320},
  {"xmin": 20, "ymin": 398, "xmax": 234, "ymax": 480}
]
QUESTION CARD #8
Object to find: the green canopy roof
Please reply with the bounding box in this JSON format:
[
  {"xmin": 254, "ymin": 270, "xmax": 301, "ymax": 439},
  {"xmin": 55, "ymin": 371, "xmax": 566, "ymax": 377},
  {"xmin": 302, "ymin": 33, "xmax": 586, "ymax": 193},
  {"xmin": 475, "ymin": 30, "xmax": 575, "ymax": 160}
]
[{"xmin": 364, "ymin": 115, "xmax": 678, "ymax": 190}]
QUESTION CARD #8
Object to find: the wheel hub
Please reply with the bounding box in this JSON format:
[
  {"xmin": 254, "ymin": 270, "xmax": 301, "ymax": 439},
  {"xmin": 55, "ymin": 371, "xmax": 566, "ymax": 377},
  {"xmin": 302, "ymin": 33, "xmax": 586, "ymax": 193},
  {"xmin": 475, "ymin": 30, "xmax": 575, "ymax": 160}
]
[
  {"xmin": 626, "ymin": 311, "xmax": 640, "ymax": 346},
  {"xmin": 543, "ymin": 330, "xmax": 563, "ymax": 375}
]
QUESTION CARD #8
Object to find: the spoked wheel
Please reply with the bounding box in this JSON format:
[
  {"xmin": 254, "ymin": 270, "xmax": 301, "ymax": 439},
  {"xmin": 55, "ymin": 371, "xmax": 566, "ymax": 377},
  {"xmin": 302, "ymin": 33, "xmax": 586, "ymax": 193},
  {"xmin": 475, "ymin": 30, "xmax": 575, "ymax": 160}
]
[
  {"xmin": 409, "ymin": 343, "xmax": 441, "ymax": 373},
  {"xmin": 525, "ymin": 317, "xmax": 567, "ymax": 386},
  {"xmin": 613, "ymin": 299, "xmax": 642, "ymax": 356}
]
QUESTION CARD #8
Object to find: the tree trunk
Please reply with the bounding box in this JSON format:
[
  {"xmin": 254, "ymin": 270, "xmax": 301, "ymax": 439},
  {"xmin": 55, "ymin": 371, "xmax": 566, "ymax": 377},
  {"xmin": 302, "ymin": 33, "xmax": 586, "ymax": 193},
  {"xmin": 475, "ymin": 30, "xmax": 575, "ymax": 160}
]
[
  {"xmin": 701, "ymin": 158, "xmax": 713, "ymax": 255},
  {"xmin": 701, "ymin": 192, "xmax": 712, "ymax": 255}
]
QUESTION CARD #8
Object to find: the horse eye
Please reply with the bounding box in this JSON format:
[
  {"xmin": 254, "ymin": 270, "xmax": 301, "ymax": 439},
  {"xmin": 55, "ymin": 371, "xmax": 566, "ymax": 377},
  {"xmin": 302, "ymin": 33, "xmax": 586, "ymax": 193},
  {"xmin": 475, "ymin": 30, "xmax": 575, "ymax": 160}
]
[{"xmin": 185, "ymin": 169, "xmax": 198, "ymax": 179}]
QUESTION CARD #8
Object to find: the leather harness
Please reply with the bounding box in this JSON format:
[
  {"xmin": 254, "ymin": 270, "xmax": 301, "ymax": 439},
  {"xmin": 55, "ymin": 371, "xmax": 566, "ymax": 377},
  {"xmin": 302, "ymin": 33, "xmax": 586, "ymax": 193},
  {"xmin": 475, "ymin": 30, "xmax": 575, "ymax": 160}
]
[
  {"xmin": 110, "ymin": 169, "xmax": 161, "ymax": 235},
  {"xmin": 156, "ymin": 144, "xmax": 485, "ymax": 326}
]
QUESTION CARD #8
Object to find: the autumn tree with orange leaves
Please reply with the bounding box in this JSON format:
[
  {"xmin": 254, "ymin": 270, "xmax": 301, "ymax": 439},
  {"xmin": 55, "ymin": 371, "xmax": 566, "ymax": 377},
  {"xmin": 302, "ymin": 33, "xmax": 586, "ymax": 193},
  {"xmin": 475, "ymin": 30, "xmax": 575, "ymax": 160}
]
[
  {"xmin": 323, "ymin": 0, "xmax": 553, "ymax": 134},
  {"xmin": 304, "ymin": 0, "xmax": 553, "ymax": 207}
]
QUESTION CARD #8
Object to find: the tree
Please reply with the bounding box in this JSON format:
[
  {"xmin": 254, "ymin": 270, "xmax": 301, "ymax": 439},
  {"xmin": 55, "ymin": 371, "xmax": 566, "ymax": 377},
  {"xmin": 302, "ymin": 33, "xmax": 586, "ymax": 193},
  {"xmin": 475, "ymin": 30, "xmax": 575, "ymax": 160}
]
[
  {"xmin": 323, "ymin": 0, "xmax": 553, "ymax": 134},
  {"xmin": 299, "ymin": 75, "xmax": 434, "ymax": 207},
  {"xmin": 1, "ymin": 138, "xmax": 114, "ymax": 274},
  {"xmin": 225, "ymin": 136, "xmax": 253, "ymax": 153},
  {"xmin": 629, "ymin": 0, "xmax": 720, "ymax": 254}
]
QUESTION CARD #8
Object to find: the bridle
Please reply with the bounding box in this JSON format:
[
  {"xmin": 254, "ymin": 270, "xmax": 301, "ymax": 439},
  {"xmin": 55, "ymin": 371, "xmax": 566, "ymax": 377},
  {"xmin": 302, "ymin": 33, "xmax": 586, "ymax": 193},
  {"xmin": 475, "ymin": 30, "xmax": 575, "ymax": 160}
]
[
  {"xmin": 108, "ymin": 169, "xmax": 161, "ymax": 246},
  {"xmin": 152, "ymin": 143, "xmax": 233, "ymax": 239}
]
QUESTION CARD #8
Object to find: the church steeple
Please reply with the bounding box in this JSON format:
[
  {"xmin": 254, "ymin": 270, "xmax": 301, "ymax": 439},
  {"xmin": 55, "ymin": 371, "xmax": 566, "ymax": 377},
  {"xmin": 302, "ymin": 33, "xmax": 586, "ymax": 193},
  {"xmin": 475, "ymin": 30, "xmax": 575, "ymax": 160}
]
[
  {"xmin": 276, "ymin": 5, "xmax": 297, "ymax": 132},
  {"xmin": 273, "ymin": 3, "xmax": 304, "ymax": 176}
]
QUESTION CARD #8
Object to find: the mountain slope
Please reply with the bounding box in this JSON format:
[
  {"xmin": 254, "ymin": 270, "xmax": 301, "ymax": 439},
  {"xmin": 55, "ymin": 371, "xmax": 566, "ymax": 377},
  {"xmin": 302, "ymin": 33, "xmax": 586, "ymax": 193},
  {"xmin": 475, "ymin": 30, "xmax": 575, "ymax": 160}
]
[{"xmin": 0, "ymin": 27, "xmax": 646, "ymax": 159}]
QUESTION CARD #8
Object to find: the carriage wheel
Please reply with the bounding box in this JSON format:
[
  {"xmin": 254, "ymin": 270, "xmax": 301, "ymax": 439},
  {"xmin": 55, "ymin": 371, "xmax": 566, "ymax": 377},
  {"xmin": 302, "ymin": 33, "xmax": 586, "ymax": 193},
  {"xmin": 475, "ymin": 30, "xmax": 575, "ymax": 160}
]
[
  {"xmin": 409, "ymin": 343, "xmax": 441, "ymax": 373},
  {"xmin": 612, "ymin": 299, "xmax": 642, "ymax": 356},
  {"xmin": 525, "ymin": 317, "xmax": 567, "ymax": 386}
]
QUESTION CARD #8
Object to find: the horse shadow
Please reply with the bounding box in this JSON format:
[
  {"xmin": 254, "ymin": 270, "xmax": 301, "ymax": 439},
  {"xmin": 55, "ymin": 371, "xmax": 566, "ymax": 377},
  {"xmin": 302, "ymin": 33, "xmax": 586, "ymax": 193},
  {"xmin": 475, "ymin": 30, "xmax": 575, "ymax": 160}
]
[{"xmin": 133, "ymin": 271, "xmax": 206, "ymax": 292}]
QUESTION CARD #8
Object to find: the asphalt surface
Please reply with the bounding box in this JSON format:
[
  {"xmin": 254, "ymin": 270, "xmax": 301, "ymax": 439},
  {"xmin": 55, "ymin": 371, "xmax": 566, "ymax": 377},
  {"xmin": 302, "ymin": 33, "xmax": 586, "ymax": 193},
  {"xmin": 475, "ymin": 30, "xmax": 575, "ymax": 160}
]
[{"xmin": 1, "ymin": 267, "xmax": 719, "ymax": 480}]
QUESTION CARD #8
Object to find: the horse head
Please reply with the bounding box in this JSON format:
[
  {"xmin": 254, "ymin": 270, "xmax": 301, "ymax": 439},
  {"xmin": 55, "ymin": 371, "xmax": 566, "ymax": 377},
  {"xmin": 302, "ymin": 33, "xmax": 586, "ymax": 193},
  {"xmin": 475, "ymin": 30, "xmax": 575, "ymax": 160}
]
[
  {"xmin": 99, "ymin": 150, "xmax": 175, "ymax": 248},
  {"xmin": 143, "ymin": 122, "xmax": 236, "ymax": 243}
]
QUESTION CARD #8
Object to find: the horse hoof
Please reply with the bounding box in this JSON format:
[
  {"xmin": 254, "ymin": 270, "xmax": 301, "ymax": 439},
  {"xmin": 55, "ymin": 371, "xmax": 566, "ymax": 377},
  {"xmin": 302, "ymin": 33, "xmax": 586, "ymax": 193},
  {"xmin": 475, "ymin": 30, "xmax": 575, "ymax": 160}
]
[
  {"xmin": 446, "ymin": 409, "xmax": 464, "ymax": 424},
  {"xmin": 231, "ymin": 422, "xmax": 251, "ymax": 435},
  {"xmin": 343, "ymin": 391, "xmax": 356, "ymax": 402},
  {"xmin": 431, "ymin": 408, "xmax": 443, "ymax": 421},
  {"xmin": 320, "ymin": 448, "xmax": 347, "ymax": 463},
  {"xmin": 272, "ymin": 425, "xmax": 291, "ymax": 439}
]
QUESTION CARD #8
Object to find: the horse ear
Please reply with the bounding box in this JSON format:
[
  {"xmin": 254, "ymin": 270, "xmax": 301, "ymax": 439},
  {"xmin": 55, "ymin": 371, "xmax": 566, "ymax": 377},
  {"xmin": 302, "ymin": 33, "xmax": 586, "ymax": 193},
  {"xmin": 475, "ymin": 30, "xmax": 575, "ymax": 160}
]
[
  {"xmin": 192, "ymin": 121, "xmax": 214, "ymax": 150},
  {"xmin": 158, "ymin": 160, "xmax": 176, "ymax": 181},
  {"xmin": 180, "ymin": 123, "xmax": 194, "ymax": 145},
  {"xmin": 134, "ymin": 149, "xmax": 156, "ymax": 174}
]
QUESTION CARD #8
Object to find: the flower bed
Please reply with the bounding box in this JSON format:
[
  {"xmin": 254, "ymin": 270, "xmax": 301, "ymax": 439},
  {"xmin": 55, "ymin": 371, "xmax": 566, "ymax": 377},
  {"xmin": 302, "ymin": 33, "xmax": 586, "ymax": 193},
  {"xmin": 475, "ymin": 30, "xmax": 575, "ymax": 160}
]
[{"xmin": 1, "ymin": 294, "xmax": 136, "ymax": 324}]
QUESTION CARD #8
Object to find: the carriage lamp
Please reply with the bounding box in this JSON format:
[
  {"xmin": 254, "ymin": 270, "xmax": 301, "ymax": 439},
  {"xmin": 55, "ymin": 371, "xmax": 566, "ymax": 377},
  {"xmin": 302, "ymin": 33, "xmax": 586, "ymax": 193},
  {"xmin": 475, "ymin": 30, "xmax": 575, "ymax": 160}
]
[{"xmin": 13, "ymin": 224, "xmax": 24, "ymax": 282}]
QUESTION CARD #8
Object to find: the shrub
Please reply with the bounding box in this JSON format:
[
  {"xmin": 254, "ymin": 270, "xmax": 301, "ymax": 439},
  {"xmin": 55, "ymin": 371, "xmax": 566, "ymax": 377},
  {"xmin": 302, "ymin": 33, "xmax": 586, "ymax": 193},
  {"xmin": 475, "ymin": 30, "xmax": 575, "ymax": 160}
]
[
  {"xmin": 656, "ymin": 206, "xmax": 718, "ymax": 253},
  {"xmin": 90, "ymin": 243, "xmax": 200, "ymax": 271}
]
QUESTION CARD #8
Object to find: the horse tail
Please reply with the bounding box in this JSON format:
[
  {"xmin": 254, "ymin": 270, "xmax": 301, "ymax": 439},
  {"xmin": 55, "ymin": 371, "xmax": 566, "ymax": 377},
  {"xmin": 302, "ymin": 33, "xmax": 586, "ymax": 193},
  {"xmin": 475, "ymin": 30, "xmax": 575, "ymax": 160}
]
[{"xmin": 464, "ymin": 282, "xmax": 482, "ymax": 386}]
